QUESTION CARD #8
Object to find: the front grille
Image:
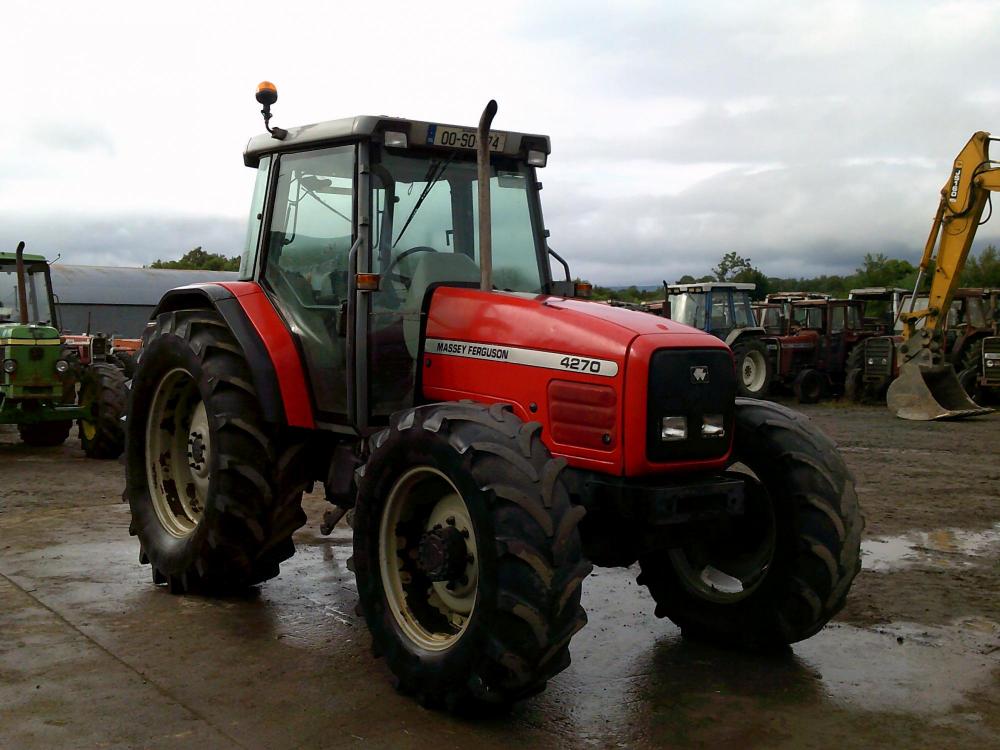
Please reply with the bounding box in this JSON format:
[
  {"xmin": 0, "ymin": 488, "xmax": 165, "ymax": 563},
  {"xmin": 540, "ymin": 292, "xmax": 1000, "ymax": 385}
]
[
  {"xmin": 984, "ymin": 337, "xmax": 1000, "ymax": 384},
  {"xmin": 91, "ymin": 337, "xmax": 108, "ymax": 359},
  {"xmin": 646, "ymin": 348, "xmax": 736, "ymax": 463},
  {"xmin": 863, "ymin": 337, "xmax": 893, "ymax": 376}
]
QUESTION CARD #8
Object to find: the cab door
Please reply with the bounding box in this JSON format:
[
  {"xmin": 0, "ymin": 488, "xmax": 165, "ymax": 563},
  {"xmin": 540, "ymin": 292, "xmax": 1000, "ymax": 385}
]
[
  {"xmin": 827, "ymin": 303, "xmax": 848, "ymax": 374},
  {"xmin": 261, "ymin": 145, "xmax": 356, "ymax": 420}
]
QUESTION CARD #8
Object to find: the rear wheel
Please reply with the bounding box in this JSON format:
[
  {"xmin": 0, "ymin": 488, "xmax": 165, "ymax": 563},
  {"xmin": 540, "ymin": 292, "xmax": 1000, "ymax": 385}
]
[
  {"xmin": 844, "ymin": 345, "xmax": 865, "ymax": 402},
  {"xmin": 732, "ymin": 339, "xmax": 773, "ymax": 397},
  {"xmin": 958, "ymin": 366, "xmax": 989, "ymax": 406},
  {"xmin": 125, "ymin": 309, "xmax": 308, "ymax": 593},
  {"xmin": 79, "ymin": 362, "xmax": 127, "ymax": 459},
  {"xmin": 353, "ymin": 402, "xmax": 591, "ymax": 710},
  {"xmin": 637, "ymin": 398, "xmax": 862, "ymax": 648},
  {"xmin": 959, "ymin": 340, "xmax": 997, "ymax": 405},
  {"xmin": 793, "ymin": 368, "xmax": 826, "ymax": 404},
  {"xmin": 112, "ymin": 350, "xmax": 137, "ymax": 378},
  {"xmin": 18, "ymin": 419, "xmax": 71, "ymax": 447}
]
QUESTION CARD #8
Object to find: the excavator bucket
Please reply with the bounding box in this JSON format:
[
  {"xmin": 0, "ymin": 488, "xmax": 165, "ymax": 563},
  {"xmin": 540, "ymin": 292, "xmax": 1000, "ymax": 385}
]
[{"xmin": 887, "ymin": 360, "xmax": 993, "ymax": 420}]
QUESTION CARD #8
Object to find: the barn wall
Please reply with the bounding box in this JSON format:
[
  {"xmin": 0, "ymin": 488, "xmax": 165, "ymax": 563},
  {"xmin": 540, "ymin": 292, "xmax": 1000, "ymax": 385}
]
[{"xmin": 56, "ymin": 304, "xmax": 154, "ymax": 338}]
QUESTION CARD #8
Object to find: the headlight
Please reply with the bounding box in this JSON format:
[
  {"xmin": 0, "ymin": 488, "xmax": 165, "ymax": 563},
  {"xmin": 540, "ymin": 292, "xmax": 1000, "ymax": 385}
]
[
  {"xmin": 988, "ymin": 360, "xmax": 996, "ymax": 368},
  {"xmin": 661, "ymin": 416, "xmax": 687, "ymax": 441},
  {"xmin": 2, "ymin": 359, "xmax": 16, "ymax": 374},
  {"xmin": 55, "ymin": 359, "xmax": 69, "ymax": 373},
  {"xmin": 701, "ymin": 414, "xmax": 726, "ymax": 438}
]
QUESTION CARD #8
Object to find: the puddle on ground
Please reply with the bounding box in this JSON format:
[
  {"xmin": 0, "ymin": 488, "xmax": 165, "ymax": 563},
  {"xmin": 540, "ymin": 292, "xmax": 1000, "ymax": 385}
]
[
  {"xmin": 795, "ymin": 619, "xmax": 1000, "ymax": 714},
  {"xmin": 862, "ymin": 524, "xmax": 1000, "ymax": 572}
]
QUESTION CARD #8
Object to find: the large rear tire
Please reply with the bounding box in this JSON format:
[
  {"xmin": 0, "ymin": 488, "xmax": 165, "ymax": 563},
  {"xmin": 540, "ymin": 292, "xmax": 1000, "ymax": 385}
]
[
  {"xmin": 844, "ymin": 345, "xmax": 865, "ymax": 402},
  {"xmin": 18, "ymin": 420, "xmax": 71, "ymax": 447},
  {"xmin": 637, "ymin": 398, "xmax": 862, "ymax": 648},
  {"xmin": 732, "ymin": 338, "xmax": 773, "ymax": 397},
  {"xmin": 959, "ymin": 340, "xmax": 997, "ymax": 405},
  {"xmin": 793, "ymin": 368, "xmax": 826, "ymax": 404},
  {"xmin": 353, "ymin": 402, "xmax": 591, "ymax": 711},
  {"xmin": 79, "ymin": 362, "xmax": 127, "ymax": 459},
  {"xmin": 125, "ymin": 309, "xmax": 308, "ymax": 593}
]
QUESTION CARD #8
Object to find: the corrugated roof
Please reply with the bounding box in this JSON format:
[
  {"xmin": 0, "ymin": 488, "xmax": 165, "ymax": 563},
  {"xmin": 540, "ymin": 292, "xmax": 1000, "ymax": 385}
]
[{"xmin": 49, "ymin": 265, "xmax": 238, "ymax": 305}]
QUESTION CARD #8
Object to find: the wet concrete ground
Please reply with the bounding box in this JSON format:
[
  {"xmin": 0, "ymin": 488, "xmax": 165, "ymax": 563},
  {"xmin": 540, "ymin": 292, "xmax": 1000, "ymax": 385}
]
[{"xmin": 1, "ymin": 404, "xmax": 998, "ymax": 749}]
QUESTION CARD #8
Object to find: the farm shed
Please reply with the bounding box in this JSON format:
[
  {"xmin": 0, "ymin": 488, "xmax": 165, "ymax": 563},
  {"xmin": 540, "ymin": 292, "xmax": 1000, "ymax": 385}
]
[{"xmin": 49, "ymin": 265, "xmax": 238, "ymax": 337}]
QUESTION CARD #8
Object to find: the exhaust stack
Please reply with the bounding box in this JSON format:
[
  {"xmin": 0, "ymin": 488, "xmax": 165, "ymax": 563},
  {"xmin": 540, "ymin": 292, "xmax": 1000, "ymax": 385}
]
[
  {"xmin": 14, "ymin": 241, "xmax": 29, "ymax": 325},
  {"xmin": 476, "ymin": 100, "xmax": 498, "ymax": 292}
]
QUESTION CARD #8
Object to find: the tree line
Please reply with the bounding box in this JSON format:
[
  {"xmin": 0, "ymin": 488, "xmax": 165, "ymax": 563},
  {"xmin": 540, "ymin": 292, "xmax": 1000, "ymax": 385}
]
[
  {"xmin": 148, "ymin": 244, "xmax": 1000, "ymax": 303},
  {"xmin": 590, "ymin": 246, "xmax": 1000, "ymax": 303}
]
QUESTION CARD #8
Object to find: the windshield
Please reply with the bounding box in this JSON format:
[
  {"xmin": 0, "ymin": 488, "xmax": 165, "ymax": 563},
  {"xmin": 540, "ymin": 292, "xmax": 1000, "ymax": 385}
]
[
  {"xmin": 757, "ymin": 306, "xmax": 786, "ymax": 334},
  {"xmin": 962, "ymin": 297, "xmax": 988, "ymax": 328},
  {"xmin": 733, "ymin": 291, "xmax": 755, "ymax": 327},
  {"xmin": 0, "ymin": 263, "xmax": 54, "ymax": 325},
  {"xmin": 793, "ymin": 305, "xmax": 824, "ymax": 329},
  {"xmin": 667, "ymin": 292, "xmax": 706, "ymax": 329},
  {"xmin": 371, "ymin": 150, "xmax": 543, "ymax": 293}
]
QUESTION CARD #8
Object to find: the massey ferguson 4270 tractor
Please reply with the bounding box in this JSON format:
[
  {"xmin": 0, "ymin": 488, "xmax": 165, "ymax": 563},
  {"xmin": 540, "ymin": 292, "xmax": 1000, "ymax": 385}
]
[{"xmin": 125, "ymin": 86, "xmax": 862, "ymax": 710}]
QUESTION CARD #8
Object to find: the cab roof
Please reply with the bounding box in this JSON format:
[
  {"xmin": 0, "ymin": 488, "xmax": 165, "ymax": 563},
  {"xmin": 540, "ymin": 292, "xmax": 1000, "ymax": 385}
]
[
  {"xmin": 244, "ymin": 115, "xmax": 551, "ymax": 167},
  {"xmin": 666, "ymin": 282, "xmax": 756, "ymax": 293},
  {"xmin": 0, "ymin": 251, "xmax": 47, "ymax": 264}
]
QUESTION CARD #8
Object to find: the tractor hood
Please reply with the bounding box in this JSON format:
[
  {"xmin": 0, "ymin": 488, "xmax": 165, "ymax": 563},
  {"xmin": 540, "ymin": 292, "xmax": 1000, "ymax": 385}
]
[
  {"xmin": 424, "ymin": 288, "xmax": 725, "ymax": 362},
  {"xmin": 0, "ymin": 323, "xmax": 61, "ymax": 345}
]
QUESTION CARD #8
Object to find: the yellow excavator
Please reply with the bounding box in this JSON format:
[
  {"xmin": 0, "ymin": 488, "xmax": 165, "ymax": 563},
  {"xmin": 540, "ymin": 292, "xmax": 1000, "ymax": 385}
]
[{"xmin": 887, "ymin": 132, "xmax": 998, "ymax": 420}]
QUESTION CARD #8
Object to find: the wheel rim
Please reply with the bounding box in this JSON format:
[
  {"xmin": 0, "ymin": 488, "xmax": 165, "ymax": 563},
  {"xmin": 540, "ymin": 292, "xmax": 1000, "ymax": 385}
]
[
  {"xmin": 145, "ymin": 368, "xmax": 210, "ymax": 538},
  {"xmin": 668, "ymin": 468, "xmax": 776, "ymax": 603},
  {"xmin": 741, "ymin": 350, "xmax": 767, "ymax": 392},
  {"xmin": 379, "ymin": 467, "xmax": 478, "ymax": 652}
]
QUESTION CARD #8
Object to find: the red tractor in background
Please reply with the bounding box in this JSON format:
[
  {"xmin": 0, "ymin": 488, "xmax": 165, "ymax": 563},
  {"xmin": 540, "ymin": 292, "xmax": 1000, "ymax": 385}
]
[
  {"xmin": 123, "ymin": 87, "xmax": 862, "ymax": 711},
  {"xmin": 750, "ymin": 295, "xmax": 876, "ymax": 403}
]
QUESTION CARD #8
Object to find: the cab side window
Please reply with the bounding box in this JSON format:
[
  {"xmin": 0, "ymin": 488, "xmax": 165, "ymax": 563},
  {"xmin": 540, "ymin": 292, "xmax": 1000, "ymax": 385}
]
[
  {"xmin": 830, "ymin": 306, "xmax": 845, "ymax": 333},
  {"xmin": 239, "ymin": 155, "xmax": 271, "ymax": 280},
  {"xmin": 264, "ymin": 145, "xmax": 355, "ymax": 415}
]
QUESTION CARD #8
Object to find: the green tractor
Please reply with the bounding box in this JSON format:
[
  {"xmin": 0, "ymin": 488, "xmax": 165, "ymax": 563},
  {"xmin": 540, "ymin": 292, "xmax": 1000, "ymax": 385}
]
[{"xmin": 1, "ymin": 242, "xmax": 126, "ymax": 457}]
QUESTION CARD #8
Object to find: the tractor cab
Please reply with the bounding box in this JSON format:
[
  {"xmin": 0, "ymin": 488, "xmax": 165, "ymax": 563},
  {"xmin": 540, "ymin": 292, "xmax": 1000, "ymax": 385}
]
[
  {"xmin": 0, "ymin": 251, "xmax": 58, "ymax": 327},
  {"xmin": 238, "ymin": 113, "xmax": 557, "ymax": 425},
  {"xmin": 663, "ymin": 282, "xmax": 762, "ymax": 343},
  {"xmin": 663, "ymin": 282, "xmax": 775, "ymax": 396}
]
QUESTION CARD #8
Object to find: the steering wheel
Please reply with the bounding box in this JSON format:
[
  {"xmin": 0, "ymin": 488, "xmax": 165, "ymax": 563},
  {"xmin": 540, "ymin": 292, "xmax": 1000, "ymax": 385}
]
[{"xmin": 384, "ymin": 246, "xmax": 438, "ymax": 290}]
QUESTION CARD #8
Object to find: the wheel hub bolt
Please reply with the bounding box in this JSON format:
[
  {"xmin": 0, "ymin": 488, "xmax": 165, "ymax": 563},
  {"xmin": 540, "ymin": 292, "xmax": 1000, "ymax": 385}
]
[{"xmin": 417, "ymin": 525, "xmax": 469, "ymax": 582}]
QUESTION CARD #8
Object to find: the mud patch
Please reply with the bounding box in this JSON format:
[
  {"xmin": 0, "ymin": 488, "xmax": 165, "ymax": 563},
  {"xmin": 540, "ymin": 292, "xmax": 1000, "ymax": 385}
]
[{"xmin": 863, "ymin": 524, "xmax": 1000, "ymax": 572}]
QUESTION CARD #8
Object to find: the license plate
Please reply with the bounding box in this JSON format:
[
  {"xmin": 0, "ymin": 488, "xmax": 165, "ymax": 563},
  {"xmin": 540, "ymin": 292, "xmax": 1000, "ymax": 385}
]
[{"xmin": 426, "ymin": 124, "xmax": 506, "ymax": 151}]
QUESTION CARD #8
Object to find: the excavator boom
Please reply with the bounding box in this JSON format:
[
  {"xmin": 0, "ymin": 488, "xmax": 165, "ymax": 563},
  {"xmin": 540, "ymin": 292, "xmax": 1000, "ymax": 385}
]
[{"xmin": 887, "ymin": 132, "xmax": 996, "ymax": 420}]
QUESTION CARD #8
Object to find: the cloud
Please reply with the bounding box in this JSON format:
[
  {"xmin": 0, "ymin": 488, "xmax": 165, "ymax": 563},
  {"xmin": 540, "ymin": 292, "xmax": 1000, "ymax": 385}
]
[
  {"xmin": 0, "ymin": 213, "xmax": 244, "ymax": 267},
  {"xmin": 3, "ymin": 0, "xmax": 1000, "ymax": 288},
  {"xmin": 31, "ymin": 121, "xmax": 115, "ymax": 155}
]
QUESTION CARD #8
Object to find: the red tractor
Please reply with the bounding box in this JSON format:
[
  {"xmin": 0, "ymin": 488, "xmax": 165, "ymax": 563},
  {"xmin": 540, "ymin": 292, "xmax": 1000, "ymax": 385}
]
[{"xmin": 124, "ymin": 87, "xmax": 862, "ymax": 710}]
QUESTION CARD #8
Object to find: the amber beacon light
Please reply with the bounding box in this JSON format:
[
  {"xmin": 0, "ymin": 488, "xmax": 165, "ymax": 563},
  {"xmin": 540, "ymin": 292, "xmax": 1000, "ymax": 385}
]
[{"xmin": 255, "ymin": 81, "xmax": 287, "ymax": 140}]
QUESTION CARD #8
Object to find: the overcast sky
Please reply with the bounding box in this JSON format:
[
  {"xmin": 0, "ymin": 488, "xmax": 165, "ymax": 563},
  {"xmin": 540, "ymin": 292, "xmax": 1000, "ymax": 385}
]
[{"xmin": 4, "ymin": 0, "xmax": 1000, "ymax": 285}]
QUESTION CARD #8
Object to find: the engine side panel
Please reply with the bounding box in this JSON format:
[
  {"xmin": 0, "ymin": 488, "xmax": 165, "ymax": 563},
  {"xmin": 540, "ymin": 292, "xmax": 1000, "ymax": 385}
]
[{"xmin": 420, "ymin": 287, "xmax": 733, "ymax": 476}]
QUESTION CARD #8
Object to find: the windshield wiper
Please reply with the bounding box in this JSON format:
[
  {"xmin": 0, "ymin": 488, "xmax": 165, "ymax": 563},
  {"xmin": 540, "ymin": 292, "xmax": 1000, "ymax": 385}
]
[{"xmin": 393, "ymin": 154, "xmax": 455, "ymax": 249}]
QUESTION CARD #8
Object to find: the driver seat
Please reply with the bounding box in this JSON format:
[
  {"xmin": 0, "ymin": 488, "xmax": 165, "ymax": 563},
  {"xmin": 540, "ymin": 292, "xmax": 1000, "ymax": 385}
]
[{"xmin": 403, "ymin": 252, "xmax": 481, "ymax": 358}]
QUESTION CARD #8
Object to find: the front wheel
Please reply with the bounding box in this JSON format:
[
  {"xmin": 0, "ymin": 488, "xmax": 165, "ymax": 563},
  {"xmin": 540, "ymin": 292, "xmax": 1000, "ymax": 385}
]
[
  {"xmin": 353, "ymin": 403, "xmax": 591, "ymax": 710},
  {"xmin": 79, "ymin": 362, "xmax": 127, "ymax": 459},
  {"xmin": 637, "ymin": 398, "xmax": 863, "ymax": 647},
  {"xmin": 731, "ymin": 338, "xmax": 773, "ymax": 397}
]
